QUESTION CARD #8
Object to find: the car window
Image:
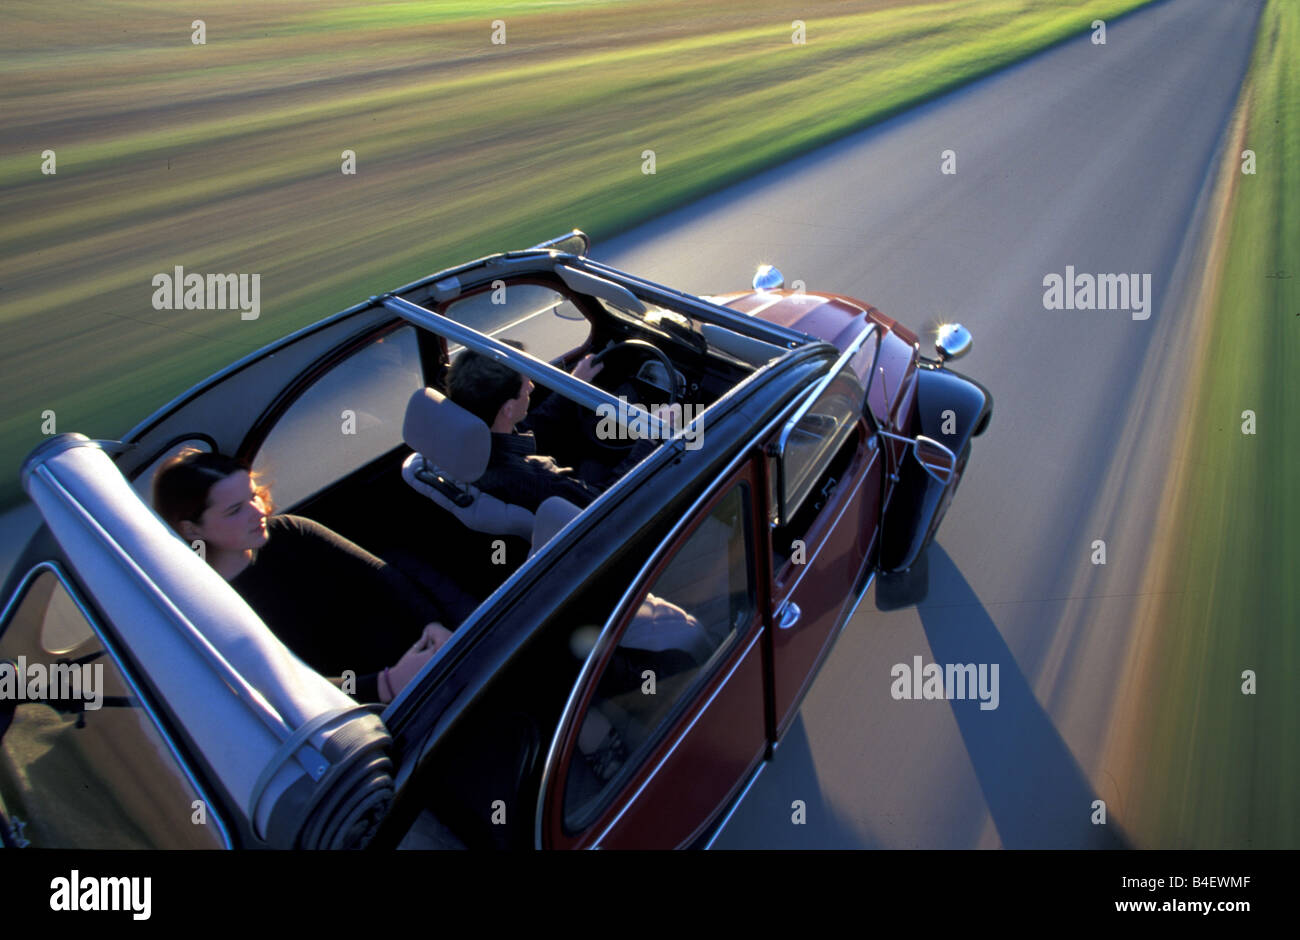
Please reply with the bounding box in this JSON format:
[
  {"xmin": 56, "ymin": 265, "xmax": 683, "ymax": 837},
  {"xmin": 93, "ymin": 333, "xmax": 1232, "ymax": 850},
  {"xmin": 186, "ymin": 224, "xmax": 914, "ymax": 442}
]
[
  {"xmin": 0, "ymin": 568, "xmax": 227, "ymax": 848},
  {"xmin": 777, "ymin": 360, "xmax": 866, "ymax": 524},
  {"xmin": 563, "ymin": 483, "xmax": 754, "ymax": 830},
  {"xmin": 254, "ymin": 325, "xmax": 423, "ymax": 509},
  {"xmin": 443, "ymin": 282, "xmax": 591, "ymax": 364}
]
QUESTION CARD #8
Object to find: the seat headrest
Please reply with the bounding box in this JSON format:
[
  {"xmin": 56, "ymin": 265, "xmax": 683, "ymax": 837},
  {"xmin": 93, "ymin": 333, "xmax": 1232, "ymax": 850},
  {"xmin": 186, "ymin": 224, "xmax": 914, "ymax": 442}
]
[
  {"xmin": 530, "ymin": 496, "xmax": 584, "ymax": 557},
  {"xmin": 403, "ymin": 387, "xmax": 491, "ymax": 483},
  {"xmin": 402, "ymin": 453, "xmax": 535, "ymax": 541}
]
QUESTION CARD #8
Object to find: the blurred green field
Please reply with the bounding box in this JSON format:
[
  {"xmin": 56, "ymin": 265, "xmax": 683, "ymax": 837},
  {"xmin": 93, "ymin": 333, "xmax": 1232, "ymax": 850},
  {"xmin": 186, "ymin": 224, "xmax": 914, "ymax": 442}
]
[
  {"xmin": 0, "ymin": 0, "xmax": 1152, "ymax": 508},
  {"xmin": 1123, "ymin": 0, "xmax": 1298, "ymax": 847}
]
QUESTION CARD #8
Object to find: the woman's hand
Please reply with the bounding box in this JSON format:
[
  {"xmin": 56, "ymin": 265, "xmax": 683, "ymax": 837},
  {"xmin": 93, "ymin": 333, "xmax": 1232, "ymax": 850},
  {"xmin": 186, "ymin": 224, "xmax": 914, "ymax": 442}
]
[
  {"xmin": 416, "ymin": 622, "xmax": 454, "ymax": 653},
  {"xmin": 378, "ymin": 622, "xmax": 454, "ymax": 702}
]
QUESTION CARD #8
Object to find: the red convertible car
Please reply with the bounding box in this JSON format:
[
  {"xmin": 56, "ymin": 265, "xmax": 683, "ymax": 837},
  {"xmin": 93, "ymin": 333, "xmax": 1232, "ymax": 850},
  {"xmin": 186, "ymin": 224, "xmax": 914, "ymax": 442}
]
[{"xmin": 1, "ymin": 231, "xmax": 989, "ymax": 849}]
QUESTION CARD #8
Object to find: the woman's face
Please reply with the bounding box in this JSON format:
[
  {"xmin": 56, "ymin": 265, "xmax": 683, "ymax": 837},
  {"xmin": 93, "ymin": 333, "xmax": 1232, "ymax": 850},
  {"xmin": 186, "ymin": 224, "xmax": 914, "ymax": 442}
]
[{"xmin": 183, "ymin": 471, "xmax": 269, "ymax": 553}]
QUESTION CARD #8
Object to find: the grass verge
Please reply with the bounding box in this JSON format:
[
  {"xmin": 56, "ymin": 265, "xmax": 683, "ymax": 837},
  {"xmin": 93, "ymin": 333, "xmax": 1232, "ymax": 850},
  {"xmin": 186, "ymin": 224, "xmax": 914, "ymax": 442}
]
[{"xmin": 1118, "ymin": 0, "xmax": 1297, "ymax": 848}]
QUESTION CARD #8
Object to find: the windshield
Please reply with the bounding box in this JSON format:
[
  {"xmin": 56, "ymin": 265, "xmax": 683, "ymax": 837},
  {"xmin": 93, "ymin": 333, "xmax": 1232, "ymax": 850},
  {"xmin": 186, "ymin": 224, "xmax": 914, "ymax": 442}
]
[
  {"xmin": 442, "ymin": 282, "xmax": 591, "ymax": 364},
  {"xmin": 595, "ymin": 296, "xmax": 700, "ymax": 346}
]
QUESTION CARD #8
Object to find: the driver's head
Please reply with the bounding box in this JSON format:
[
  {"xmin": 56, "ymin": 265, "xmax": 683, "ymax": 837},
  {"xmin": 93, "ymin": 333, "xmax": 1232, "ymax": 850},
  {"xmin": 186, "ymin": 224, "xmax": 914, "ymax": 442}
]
[{"xmin": 448, "ymin": 342, "xmax": 533, "ymax": 433}]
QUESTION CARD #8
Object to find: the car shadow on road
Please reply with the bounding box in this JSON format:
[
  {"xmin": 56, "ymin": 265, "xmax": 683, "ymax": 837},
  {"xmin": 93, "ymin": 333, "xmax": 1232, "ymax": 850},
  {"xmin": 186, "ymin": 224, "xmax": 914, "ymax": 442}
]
[
  {"xmin": 917, "ymin": 544, "xmax": 1130, "ymax": 849},
  {"xmin": 709, "ymin": 714, "xmax": 877, "ymax": 849}
]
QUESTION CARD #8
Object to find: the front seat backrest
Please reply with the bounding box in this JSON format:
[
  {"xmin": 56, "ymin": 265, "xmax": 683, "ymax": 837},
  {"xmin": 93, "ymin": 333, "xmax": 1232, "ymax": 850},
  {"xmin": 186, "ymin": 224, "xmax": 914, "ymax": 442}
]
[
  {"xmin": 402, "ymin": 387, "xmax": 535, "ymax": 541},
  {"xmin": 529, "ymin": 496, "xmax": 583, "ymax": 558}
]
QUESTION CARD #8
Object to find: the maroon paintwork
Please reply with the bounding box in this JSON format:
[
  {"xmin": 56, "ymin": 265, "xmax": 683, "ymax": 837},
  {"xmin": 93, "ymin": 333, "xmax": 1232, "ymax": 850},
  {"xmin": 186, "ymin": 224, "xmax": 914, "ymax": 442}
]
[
  {"xmin": 548, "ymin": 462, "xmax": 771, "ymax": 850},
  {"xmin": 713, "ymin": 288, "xmax": 922, "ymax": 429}
]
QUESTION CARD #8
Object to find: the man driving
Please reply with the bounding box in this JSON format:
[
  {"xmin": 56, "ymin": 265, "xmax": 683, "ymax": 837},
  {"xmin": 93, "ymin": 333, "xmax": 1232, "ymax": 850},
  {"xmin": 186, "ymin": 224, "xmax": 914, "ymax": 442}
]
[{"xmin": 448, "ymin": 346, "xmax": 625, "ymax": 511}]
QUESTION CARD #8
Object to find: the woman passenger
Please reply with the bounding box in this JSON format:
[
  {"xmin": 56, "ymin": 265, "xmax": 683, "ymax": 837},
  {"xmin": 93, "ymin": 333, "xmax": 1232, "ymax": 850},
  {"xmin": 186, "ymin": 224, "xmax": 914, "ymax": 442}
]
[{"xmin": 153, "ymin": 448, "xmax": 468, "ymax": 704}]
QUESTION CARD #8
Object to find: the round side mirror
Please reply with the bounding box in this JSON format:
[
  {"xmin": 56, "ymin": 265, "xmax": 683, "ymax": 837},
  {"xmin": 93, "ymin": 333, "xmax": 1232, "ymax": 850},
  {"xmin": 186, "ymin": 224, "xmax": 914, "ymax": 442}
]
[
  {"xmin": 753, "ymin": 264, "xmax": 784, "ymax": 291},
  {"xmin": 935, "ymin": 323, "xmax": 972, "ymax": 364},
  {"xmin": 914, "ymin": 435, "xmax": 956, "ymax": 485}
]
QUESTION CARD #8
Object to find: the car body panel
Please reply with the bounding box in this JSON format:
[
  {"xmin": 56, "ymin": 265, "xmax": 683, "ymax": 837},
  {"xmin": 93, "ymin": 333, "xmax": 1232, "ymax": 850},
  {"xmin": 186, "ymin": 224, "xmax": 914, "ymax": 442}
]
[
  {"xmin": 713, "ymin": 288, "xmax": 922, "ymax": 435},
  {"xmin": 541, "ymin": 459, "xmax": 770, "ymax": 850},
  {"xmin": 769, "ymin": 424, "xmax": 883, "ymax": 735},
  {"xmin": 713, "ymin": 289, "xmax": 874, "ymax": 350},
  {"xmin": 586, "ymin": 632, "xmax": 768, "ymax": 850}
]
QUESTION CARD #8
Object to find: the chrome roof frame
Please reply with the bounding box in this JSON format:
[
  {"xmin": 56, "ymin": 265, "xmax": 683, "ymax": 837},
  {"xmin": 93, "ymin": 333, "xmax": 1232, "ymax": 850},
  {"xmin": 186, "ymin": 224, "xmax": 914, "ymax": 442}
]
[
  {"xmin": 119, "ymin": 232, "xmax": 815, "ymax": 450},
  {"xmin": 380, "ymin": 293, "xmax": 670, "ymax": 441}
]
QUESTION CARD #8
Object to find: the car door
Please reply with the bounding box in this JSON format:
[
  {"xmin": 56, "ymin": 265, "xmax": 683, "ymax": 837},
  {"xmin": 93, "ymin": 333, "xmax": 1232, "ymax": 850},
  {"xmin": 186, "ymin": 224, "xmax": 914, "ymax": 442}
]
[
  {"xmin": 766, "ymin": 338, "xmax": 882, "ymax": 735},
  {"xmin": 0, "ymin": 564, "xmax": 231, "ymax": 849},
  {"xmin": 539, "ymin": 460, "xmax": 768, "ymax": 849}
]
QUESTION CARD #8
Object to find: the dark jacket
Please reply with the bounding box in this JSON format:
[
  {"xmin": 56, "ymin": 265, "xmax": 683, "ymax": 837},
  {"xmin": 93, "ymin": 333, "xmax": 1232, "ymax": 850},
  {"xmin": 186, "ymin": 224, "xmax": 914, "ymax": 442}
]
[
  {"xmin": 230, "ymin": 515, "xmax": 444, "ymax": 701},
  {"xmin": 476, "ymin": 432, "xmax": 602, "ymax": 513},
  {"xmin": 474, "ymin": 388, "xmax": 661, "ymax": 513}
]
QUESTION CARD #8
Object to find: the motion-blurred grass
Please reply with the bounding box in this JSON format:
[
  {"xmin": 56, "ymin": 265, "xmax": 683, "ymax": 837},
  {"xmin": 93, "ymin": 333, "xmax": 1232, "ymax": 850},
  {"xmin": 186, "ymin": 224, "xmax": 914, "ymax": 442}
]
[
  {"xmin": 1126, "ymin": 0, "xmax": 1298, "ymax": 847},
  {"xmin": 0, "ymin": 0, "xmax": 1152, "ymax": 508}
]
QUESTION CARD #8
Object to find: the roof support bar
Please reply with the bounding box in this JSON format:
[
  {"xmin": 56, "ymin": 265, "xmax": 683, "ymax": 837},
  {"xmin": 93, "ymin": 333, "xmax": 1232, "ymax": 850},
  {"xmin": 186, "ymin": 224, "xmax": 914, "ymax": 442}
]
[{"xmin": 379, "ymin": 293, "xmax": 668, "ymax": 441}]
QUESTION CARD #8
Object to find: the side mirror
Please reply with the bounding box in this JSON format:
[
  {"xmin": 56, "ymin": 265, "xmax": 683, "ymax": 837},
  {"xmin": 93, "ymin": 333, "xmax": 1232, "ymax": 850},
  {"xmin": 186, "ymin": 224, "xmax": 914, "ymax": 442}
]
[
  {"xmin": 753, "ymin": 264, "xmax": 784, "ymax": 291},
  {"xmin": 914, "ymin": 435, "xmax": 956, "ymax": 485},
  {"xmin": 552, "ymin": 300, "xmax": 586, "ymax": 322},
  {"xmin": 935, "ymin": 323, "xmax": 972, "ymax": 364}
]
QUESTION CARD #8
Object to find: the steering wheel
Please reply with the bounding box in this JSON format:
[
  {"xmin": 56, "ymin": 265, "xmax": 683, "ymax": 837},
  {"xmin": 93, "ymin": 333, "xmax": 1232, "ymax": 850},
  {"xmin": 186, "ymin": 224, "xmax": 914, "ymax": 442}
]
[{"xmin": 584, "ymin": 339, "xmax": 681, "ymax": 451}]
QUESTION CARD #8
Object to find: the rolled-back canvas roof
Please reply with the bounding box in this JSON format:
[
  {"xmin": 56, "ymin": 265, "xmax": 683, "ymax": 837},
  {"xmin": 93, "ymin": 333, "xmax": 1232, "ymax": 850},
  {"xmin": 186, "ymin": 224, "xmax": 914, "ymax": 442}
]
[{"xmin": 21, "ymin": 434, "xmax": 390, "ymax": 844}]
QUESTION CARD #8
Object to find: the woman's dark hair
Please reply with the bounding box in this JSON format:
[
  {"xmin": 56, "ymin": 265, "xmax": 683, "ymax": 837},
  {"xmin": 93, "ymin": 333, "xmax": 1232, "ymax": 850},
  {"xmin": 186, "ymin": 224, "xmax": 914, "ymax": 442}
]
[
  {"xmin": 152, "ymin": 447, "xmax": 273, "ymax": 533},
  {"xmin": 447, "ymin": 340, "xmax": 528, "ymax": 427}
]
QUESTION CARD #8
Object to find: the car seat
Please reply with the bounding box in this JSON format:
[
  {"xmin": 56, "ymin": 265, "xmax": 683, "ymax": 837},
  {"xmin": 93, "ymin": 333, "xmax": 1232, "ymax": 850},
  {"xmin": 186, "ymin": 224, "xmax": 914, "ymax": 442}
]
[
  {"xmin": 529, "ymin": 495, "xmax": 583, "ymax": 558},
  {"xmin": 401, "ymin": 387, "xmax": 536, "ymax": 541}
]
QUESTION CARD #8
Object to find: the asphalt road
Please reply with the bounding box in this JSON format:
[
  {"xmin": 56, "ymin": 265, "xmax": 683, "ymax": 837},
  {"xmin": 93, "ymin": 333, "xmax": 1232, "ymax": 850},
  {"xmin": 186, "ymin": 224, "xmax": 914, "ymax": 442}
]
[
  {"xmin": 592, "ymin": 0, "xmax": 1264, "ymax": 848},
  {"xmin": 0, "ymin": 0, "xmax": 1264, "ymax": 849}
]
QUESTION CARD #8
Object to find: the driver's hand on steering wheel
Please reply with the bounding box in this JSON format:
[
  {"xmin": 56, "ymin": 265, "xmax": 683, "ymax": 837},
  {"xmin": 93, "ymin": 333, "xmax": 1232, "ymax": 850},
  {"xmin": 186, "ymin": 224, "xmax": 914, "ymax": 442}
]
[{"xmin": 572, "ymin": 353, "xmax": 604, "ymax": 384}]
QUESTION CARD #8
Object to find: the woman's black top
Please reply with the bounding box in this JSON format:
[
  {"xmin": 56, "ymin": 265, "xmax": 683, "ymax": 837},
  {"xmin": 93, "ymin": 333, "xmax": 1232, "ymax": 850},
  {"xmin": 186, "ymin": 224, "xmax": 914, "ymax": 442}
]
[{"xmin": 229, "ymin": 515, "xmax": 446, "ymax": 702}]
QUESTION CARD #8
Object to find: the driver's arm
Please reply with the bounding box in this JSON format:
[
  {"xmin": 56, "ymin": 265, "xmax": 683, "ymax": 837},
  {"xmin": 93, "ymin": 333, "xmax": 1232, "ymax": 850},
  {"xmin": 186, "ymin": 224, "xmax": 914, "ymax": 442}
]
[{"xmin": 526, "ymin": 354, "xmax": 603, "ymax": 460}]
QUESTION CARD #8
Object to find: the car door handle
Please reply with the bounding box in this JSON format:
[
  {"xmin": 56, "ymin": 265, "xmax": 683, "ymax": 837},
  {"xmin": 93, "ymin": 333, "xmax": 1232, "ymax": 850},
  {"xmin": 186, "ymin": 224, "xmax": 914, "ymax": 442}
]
[{"xmin": 777, "ymin": 601, "xmax": 801, "ymax": 630}]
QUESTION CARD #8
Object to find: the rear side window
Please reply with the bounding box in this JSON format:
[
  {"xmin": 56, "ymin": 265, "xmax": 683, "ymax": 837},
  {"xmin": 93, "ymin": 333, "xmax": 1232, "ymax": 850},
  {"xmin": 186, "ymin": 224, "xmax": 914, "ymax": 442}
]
[
  {"xmin": 0, "ymin": 568, "xmax": 226, "ymax": 848},
  {"xmin": 254, "ymin": 325, "xmax": 423, "ymax": 509}
]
